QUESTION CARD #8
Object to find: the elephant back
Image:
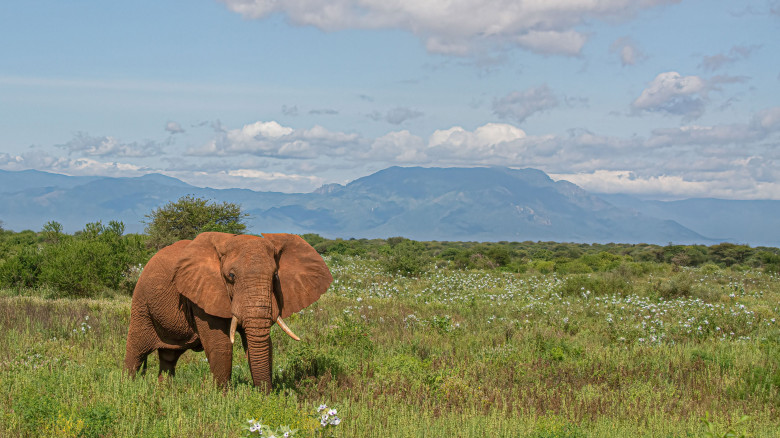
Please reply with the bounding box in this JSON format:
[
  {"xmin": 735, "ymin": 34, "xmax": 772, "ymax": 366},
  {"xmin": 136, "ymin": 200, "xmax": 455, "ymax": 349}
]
[{"xmin": 132, "ymin": 240, "xmax": 192, "ymax": 299}]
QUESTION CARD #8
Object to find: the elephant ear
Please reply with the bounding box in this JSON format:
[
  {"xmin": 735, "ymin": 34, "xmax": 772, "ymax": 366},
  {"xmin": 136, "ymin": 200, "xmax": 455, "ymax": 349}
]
[
  {"xmin": 173, "ymin": 232, "xmax": 233, "ymax": 319},
  {"xmin": 262, "ymin": 233, "xmax": 333, "ymax": 318}
]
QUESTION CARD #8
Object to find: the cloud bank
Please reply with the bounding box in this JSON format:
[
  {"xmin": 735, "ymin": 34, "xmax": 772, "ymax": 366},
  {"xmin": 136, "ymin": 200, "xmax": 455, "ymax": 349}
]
[
  {"xmin": 219, "ymin": 0, "xmax": 680, "ymax": 56},
  {"xmin": 4, "ymin": 105, "xmax": 779, "ymax": 198}
]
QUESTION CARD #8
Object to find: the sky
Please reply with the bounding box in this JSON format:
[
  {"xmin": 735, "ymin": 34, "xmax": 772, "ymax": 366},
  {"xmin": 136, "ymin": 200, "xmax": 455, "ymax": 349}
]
[{"xmin": 1, "ymin": 0, "xmax": 779, "ymax": 199}]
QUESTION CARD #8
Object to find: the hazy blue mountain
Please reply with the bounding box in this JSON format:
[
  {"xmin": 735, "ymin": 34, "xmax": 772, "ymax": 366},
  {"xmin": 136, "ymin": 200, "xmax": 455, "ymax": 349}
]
[
  {"xmin": 599, "ymin": 194, "xmax": 780, "ymax": 247},
  {"xmin": 0, "ymin": 166, "xmax": 776, "ymax": 246},
  {"xmin": 243, "ymin": 166, "xmax": 709, "ymax": 244},
  {"xmin": 0, "ymin": 169, "xmax": 101, "ymax": 193}
]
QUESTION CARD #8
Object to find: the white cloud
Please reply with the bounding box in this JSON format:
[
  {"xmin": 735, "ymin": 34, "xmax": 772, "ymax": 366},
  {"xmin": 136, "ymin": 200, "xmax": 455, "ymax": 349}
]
[
  {"xmin": 9, "ymin": 106, "xmax": 780, "ymax": 199},
  {"xmin": 56, "ymin": 132, "xmax": 166, "ymax": 157},
  {"xmin": 165, "ymin": 121, "xmax": 185, "ymax": 134},
  {"xmin": 492, "ymin": 85, "xmax": 558, "ymax": 124},
  {"xmin": 366, "ymin": 130, "xmax": 427, "ymax": 162},
  {"xmin": 0, "ymin": 152, "xmax": 146, "ymax": 177},
  {"xmin": 551, "ymin": 170, "xmax": 780, "ymax": 200},
  {"xmin": 753, "ymin": 107, "xmax": 780, "ymax": 131},
  {"xmin": 631, "ymin": 71, "xmax": 708, "ymax": 120},
  {"xmin": 514, "ymin": 30, "xmax": 587, "ymax": 56},
  {"xmin": 610, "ymin": 36, "xmax": 646, "ymax": 66},
  {"xmin": 186, "ymin": 120, "xmax": 360, "ymax": 158},
  {"xmin": 218, "ymin": 0, "xmax": 680, "ymax": 56},
  {"xmin": 428, "ymin": 123, "xmax": 527, "ymax": 159}
]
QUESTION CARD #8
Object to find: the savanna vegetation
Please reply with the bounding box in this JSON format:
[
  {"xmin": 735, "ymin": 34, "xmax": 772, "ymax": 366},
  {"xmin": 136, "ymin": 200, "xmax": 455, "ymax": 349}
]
[{"xmin": 1, "ymin": 197, "xmax": 779, "ymax": 436}]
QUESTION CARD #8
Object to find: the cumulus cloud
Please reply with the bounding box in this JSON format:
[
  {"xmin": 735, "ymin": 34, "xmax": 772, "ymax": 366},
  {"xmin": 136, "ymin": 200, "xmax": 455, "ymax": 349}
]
[
  {"xmin": 610, "ymin": 36, "xmax": 646, "ymax": 66},
  {"xmin": 186, "ymin": 120, "xmax": 361, "ymax": 158},
  {"xmin": 493, "ymin": 85, "xmax": 558, "ymax": 124},
  {"xmin": 0, "ymin": 151, "xmax": 146, "ymax": 177},
  {"xmin": 366, "ymin": 130, "xmax": 427, "ymax": 162},
  {"xmin": 218, "ymin": 0, "xmax": 680, "ymax": 56},
  {"xmin": 699, "ymin": 45, "xmax": 759, "ymax": 71},
  {"xmin": 631, "ymin": 72, "xmax": 708, "ymax": 120},
  {"xmin": 56, "ymin": 132, "xmax": 166, "ymax": 157},
  {"xmin": 9, "ymin": 106, "xmax": 780, "ymax": 199},
  {"xmin": 551, "ymin": 170, "xmax": 780, "ymax": 200},
  {"xmin": 165, "ymin": 121, "xmax": 185, "ymax": 134}
]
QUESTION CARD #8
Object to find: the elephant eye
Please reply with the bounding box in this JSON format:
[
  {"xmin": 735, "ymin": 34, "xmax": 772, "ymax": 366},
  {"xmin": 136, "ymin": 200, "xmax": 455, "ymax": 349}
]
[{"xmin": 228, "ymin": 273, "xmax": 236, "ymax": 282}]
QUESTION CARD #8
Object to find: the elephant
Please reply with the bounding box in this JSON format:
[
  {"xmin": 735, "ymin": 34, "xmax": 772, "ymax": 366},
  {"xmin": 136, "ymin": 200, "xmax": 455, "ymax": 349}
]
[{"xmin": 123, "ymin": 232, "xmax": 332, "ymax": 391}]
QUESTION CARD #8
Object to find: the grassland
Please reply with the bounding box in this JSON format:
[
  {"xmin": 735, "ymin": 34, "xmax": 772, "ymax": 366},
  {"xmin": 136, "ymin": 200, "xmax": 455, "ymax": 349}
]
[{"xmin": 1, "ymin": 256, "xmax": 779, "ymax": 437}]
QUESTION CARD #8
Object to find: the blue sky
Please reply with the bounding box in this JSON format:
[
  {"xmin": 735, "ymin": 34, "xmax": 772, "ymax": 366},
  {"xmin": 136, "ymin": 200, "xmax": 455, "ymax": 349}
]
[{"xmin": 1, "ymin": 0, "xmax": 778, "ymax": 198}]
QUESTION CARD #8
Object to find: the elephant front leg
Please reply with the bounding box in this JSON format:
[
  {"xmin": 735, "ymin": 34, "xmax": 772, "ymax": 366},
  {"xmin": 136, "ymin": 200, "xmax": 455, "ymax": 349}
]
[{"xmin": 192, "ymin": 306, "xmax": 234, "ymax": 387}]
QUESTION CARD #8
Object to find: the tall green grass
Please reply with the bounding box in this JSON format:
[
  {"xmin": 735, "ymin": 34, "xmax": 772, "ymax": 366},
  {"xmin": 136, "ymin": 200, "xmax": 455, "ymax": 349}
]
[{"xmin": 2, "ymin": 259, "xmax": 779, "ymax": 437}]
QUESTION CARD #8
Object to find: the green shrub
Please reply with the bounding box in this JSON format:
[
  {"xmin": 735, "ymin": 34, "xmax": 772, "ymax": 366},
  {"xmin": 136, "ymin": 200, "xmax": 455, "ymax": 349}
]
[
  {"xmin": 381, "ymin": 239, "xmax": 431, "ymax": 276},
  {"xmin": 559, "ymin": 272, "xmax": 631, "ymax": 297},
  {"xmin": 0, "ymin": 244, "xmax": 44, "ymax": 288},
  {"xmin": 532, "ymin": 260, "xmax": 555, "ymax": 274},
  {"xmin": 554, "ymin": 260, "xmax": 592, "ymax": 275},
  {"xmin": 326, "ymin": 316, "xmax": 374, "ymax": 357},
  {"xmin": 278, "ymin": 343, "xmax": 343, "ymax": 387},
  {"xmin": 0, "ymin": 221, "xmax": 150, "ymax": 297},
  {"xmin": 655, "ymin": 272, "xmax": 694, "ymax": 299},
  {"xmin": 79, "ymin": 403, "xmax": 116, "ymax": 438},
  {"xmin": 12, "ymin": 376, "xmax": 63, "ymax": 435}
]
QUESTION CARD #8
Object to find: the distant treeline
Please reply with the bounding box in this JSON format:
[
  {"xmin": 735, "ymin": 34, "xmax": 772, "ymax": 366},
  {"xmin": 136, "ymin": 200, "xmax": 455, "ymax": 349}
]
[
  {"xmin": 301, "ymin": 234, "xmax": 780, "ymax": 275},
  {"xmin": 1, "ymin": 220, "xmax": 779, "ymax": 298}
]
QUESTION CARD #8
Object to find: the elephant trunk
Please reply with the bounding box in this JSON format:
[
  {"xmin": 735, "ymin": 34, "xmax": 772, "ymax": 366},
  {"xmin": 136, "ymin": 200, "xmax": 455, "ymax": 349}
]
[{"xmin": 244, "ymin": 324, "xmax": 273, "ymax": 392}]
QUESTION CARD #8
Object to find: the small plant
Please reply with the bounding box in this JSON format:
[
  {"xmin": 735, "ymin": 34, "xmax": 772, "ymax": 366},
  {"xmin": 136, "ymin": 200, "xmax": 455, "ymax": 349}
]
[
  {"xmin": 244, "ymin": 419, "xmax": 297, "ymax": 437},
  {"xmin": 700, "ymin": 412, "xmax": 750, "ymax": 438},
  {"xmin": 243, "ymin": 404, "xmax": 341, "ymax": 437},
  {"xmin": 314, "ymin": 404, "xmax": 341, "ymax": 437}
]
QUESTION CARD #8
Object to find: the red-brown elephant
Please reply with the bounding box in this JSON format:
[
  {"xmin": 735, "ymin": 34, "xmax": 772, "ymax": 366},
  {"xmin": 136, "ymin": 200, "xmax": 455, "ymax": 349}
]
[{"xmin": 124, "ymin": 232, "xmax": 332, "ymax": 391}]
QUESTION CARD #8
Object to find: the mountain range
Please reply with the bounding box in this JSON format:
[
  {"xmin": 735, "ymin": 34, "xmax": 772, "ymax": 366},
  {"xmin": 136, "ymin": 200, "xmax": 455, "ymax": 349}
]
[{"xmin": 1, "ymin": 167, "xmax": 777, "ymax": 247}]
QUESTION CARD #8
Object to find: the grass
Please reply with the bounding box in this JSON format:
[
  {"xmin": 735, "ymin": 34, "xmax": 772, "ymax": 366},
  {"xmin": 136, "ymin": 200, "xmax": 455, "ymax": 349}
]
[{"xmin": 1, "ymin": 257, "xmax": 779, "ymax": 437}]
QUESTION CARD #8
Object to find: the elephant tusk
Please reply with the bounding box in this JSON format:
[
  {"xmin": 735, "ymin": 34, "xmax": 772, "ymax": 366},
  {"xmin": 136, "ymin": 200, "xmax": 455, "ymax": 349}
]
[
  {"xmin": 229, "ymin": 316, "xmax": 238, "ymax": 344},
  {"xmin": 276, "ymin": 316, "xmax": 301, "ymax": 341}
]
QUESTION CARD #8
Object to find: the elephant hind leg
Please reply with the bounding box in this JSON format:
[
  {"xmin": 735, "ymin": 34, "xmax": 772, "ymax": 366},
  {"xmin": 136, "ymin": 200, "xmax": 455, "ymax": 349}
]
[
  {"xmin": 124, "ymin": 348, "xmax": 152, "ymax": 378},
  {"xmin": 158, "ymin": 348, "xmax": 185, "ymax": 380}
]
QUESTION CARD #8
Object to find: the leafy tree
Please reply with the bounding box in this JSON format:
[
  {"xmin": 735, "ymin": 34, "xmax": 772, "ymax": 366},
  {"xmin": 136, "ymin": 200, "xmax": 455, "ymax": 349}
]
[
  {"xmin": 144, "ymin": 195, "xmax": 248, "ymax": 249},
  {"xmin": 41, "ymin": 221, "xmax": 64, "ymax": 244}
]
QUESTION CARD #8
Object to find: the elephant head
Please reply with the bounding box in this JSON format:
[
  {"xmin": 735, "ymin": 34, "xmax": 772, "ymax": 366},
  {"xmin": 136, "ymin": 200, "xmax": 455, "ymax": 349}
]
[{"xmin": 172, "ymin": 232, "xmax": 332, "ymax": 390}]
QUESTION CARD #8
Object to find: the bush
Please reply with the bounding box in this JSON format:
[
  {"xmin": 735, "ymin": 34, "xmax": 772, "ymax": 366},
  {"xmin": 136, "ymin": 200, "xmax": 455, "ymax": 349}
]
[
  {"xmin": 144, "ymin": 195, "xmax": 247, "ymax": 249},
  {"xmin": 381, "ymin": 239, "xmax": 431, "ymax": 276},
  {"xmin": 0, "ymin": 221, "xmax": 151, "ymax": 297},
  {"xmin": 559, "ymin": 272, "xmax": 632, "ymax": 297},
  {"xmin": 277, "ymin": 343, "xmax": 343, "ymax": 387}
]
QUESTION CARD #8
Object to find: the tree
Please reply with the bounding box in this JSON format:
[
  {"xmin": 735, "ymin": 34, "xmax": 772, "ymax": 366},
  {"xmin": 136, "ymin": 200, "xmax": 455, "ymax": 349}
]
[{"xmin": 144, "ymin": 195, "xmax": 248, "ymax": 249}]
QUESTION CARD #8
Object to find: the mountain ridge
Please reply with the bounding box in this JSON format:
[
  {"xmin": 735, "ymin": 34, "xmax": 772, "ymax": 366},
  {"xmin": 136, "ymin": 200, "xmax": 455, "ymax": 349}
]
[{"xmin": 0, "ymin": 167, "xmax": 777, "ymax": 246}]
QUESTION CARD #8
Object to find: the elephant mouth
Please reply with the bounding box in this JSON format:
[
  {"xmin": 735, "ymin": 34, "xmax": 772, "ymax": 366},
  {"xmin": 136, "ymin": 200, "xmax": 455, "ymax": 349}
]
[{"xmin": 229, "ymin": 315, "xmax": 300, "ymax": 343}]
